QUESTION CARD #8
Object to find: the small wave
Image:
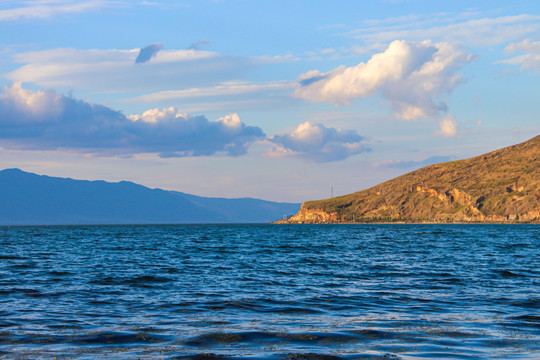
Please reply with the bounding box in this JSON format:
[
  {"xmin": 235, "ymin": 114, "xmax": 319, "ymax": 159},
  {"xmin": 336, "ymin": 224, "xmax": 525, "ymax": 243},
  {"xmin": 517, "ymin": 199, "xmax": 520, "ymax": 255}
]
[
  {"xmin": 73, "ymin": 331, "xmax": 171, "ymax": 345},
  {"xmin": 8, "ymin": 288, "xmax": 66, "ymax": 299},
  {"xmin": 184, "ymin": 331, "xmax": 275, "ymax": 347},
  {"xmin": 401, "ymin": 351, "xmax": 479, "ymax": 359},
  {"xmin": 10, "ymin": 288, "xmax": 45, "ymax": 298},
  {"xmin": 129, "ymin": 275, "xmax": 174, "ymax": 284},
  {"xmin": 171, "ymin": 354, "xmax": 229, "ymax": 360},
  {"xmin": 0, "ymin": 321, "xmax": 17, "ymax": 329},
  {"xmin": 283, "ymin": 353, "xmax": 344, "ymax": 360},
  {"xmin": 349, "ymin": 329, "xmax": 397, "ymax": 340},
  {"xmin": 9, "ymin": 262, "xmax": 37, "ymax": 269},
  {"xmin": 88, "ymin": 299, "xmax": 117, "ymax": 306},
  {"xmin": 172, "ymin": 353, "xmax": 403, "ymax": 360},
  {"xmin": 263, "ymin": 306, "xmax": 324, "ymax": 315},
  {"xmin": 509, "ymin": 314, "xmax": 540, "ymax": 323},
  {"xmin": 495, "ymin": 270, "xmax": 526, "ymax": 278},
  {"xmin": 184, "ymin": 331, "xmax": 362, "ymax": 348},
  {"xmin": 47, "ymin": 323, "xmax": 84, "ymax": 330},
  {"xmin": 0, "ymin": 255, "xmax": 28, "ymax": 260},
  {"xmin": 285, "ymin": 332, "xmax": 359, "ymax": 345},
  {"xmin": 498, "ymin": 243, "xmax": 531, "ymax": 249},
  {"xmin": 0, "ymin": 330, "xmax": 172, "ymax": 346},
  {"xmin": 90, "ymin": 275, "xmax": 173, "ymax": 287},
  {"xmin": 510, "ymin": 298, "xmax": 540, "ymax": 309},
  {"xmin": 48, "ymin": 270, "xmax": 73, "ymax": 276}
]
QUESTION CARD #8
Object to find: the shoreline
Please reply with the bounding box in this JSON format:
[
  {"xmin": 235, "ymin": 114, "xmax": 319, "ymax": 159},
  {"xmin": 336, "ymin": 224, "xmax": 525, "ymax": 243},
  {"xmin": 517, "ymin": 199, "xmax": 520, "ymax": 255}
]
[{"xmin": 274, "ymin": 220, "xmax": 540, "ymax": 224}]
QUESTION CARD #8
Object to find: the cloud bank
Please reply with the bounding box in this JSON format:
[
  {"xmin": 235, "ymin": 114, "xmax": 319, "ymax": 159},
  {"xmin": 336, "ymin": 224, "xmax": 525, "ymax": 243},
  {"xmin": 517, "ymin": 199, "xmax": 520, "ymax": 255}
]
[
  {"xmin": 294, "ymin": 40, "xmax": 473, "ymax": 121},
  {"xmin": 0, "ymin": 83, "xmax": 264, "ymax": 157},
  {"xmin": 269, "ymin": 122, "xmax": 368, "ymax": 162},
  {"xmin": 0, "ymin": 84, "xmax": 369, "ymax": 162},
  {"xmin": 7, "ymin": 47, "xmax": 253, "ymax": 92}
]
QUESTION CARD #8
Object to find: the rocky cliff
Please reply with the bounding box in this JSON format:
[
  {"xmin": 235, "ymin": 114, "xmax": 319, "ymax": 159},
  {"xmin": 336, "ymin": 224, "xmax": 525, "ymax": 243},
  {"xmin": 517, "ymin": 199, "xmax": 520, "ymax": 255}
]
[{"xmin": 280, "ymin": 135, "xmax": 540, "ymax": 223}]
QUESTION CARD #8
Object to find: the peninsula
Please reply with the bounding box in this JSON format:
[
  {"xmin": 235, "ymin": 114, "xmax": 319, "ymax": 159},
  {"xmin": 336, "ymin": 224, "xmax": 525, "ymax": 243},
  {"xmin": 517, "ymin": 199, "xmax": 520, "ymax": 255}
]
[{"xmin": 279, "ymin": 135, "xmax": 540, "ymax": 224}]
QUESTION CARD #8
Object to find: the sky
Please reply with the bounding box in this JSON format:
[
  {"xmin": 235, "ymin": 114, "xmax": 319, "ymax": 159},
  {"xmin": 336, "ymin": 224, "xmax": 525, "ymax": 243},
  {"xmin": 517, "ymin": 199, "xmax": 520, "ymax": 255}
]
[{"xmin": 0, "ymin": 0, "xmax": 539, "ymax": 203}]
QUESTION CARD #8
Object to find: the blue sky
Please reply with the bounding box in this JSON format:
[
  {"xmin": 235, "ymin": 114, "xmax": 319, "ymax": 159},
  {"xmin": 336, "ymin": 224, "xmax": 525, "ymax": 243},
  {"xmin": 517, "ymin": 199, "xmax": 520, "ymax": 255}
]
[{"xmin": 0, "ymin": 0, "xmax": 539, "ymax": 202}]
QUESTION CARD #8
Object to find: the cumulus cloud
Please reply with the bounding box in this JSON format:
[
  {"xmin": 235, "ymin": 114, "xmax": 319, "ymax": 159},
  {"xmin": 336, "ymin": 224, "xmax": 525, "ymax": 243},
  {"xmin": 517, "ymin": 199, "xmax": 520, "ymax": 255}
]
[
  {"xmin": 135, "ymin": 43, "xmax": 164, "ymax": 64},
  {"xmin": 0, "ymin": 83, "xmax": 265, "ymax": 157},
  {"xmin": 294, "ymin": 40, "xmax": 473, "ymax": 120},
  {"xmin": 268, "ymin": 122, "xmax": 368, "ymax": 162},
  {"xmin": 438, "ymin": 114, "xmax": 459, "ymax": 137},
  {"xmin": 499, "ymin": 39, "xmax": 540, "ymax": 72}
]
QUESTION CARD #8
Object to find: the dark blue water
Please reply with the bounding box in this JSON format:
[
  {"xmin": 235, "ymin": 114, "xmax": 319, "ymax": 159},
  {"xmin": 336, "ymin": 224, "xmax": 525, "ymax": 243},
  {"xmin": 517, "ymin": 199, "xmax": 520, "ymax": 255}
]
[{"xmin": 0, "ymin": 224, "xmax": 538, "ymax": 359}]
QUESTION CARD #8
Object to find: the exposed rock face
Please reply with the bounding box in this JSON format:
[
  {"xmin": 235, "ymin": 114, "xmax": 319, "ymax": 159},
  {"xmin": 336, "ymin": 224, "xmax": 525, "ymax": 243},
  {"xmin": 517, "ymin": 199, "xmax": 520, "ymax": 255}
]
[
  {"xmin": 285, "ymin": 205, "xmax": 338, "ymax": 223},
  {"xmin": 281, "ymin": 135, "xmax": 540, "ymax": 224}
]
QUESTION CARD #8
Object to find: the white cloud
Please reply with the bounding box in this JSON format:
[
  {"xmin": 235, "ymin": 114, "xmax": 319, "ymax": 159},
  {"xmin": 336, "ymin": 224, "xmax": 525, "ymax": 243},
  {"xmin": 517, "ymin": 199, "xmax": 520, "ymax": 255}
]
[
  {"xmin": 499, "ymin": 39, "xmax": 540, "ymax": 72},
  {"xmin": 0, "ymin": 83, "xmax": 265, "ymax": 157},
  {"xmin": 162, "ymin": 98, "xmax": 294, "ymax": 114},
  {"xmin": 268, "ymin": 121, "xmax": 369, "ymax": 162},
  {"xmin": 6, "ymin": 47, "xmax": 253, "ymax": 92},
  {"xmin": 294, "ymin": 40, "xmax": 473, "ymax": 120},
  {"xmin": 0, "ymin": 81, "xmax": 64, "ymax": 120},
  {"xmin": 438, "ymin": 114, "xmax": 459, "ymax": 137},
  {"xmin": 216, "ymin": 113, "xmax": 242, "ymax": 131},
  {"xmin": 374, "ymin": 155, "xmax": 455, "ymax": 170},
  {"xmin": 0, "ymin": 0, "xmax": 114, "ymax": 21},
  {"xmin": 5, "ymin": 46, "xmax": 297, "ymax": 114},
  {"xmin": 127, "ymin": 106, "xmax": 190, "ymax": 124},
  {"xmin": 128, "ymin": 81, "xmax": 295, "ymax": 103},
  {"xmin": 349, "ymin": 14, "xmax": 540, "ymax": 48}
]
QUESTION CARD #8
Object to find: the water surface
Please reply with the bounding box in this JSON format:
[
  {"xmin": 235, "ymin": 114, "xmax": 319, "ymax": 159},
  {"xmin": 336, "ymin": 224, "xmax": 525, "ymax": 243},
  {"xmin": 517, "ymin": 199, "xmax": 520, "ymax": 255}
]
[{"xmin": 0, "ymin": 224, "xmax": 538, "ymax": 359}]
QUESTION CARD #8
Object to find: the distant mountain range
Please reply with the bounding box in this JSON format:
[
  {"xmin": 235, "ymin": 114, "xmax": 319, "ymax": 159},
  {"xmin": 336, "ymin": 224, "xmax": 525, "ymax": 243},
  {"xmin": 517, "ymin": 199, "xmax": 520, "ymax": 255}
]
[
  {"xmin": 281, "ymin": 135, "xmax": 540, "ymax": 223},
  {"xmin": 0, "ymin": 169, "xmax": 300, "ymax": 225}
]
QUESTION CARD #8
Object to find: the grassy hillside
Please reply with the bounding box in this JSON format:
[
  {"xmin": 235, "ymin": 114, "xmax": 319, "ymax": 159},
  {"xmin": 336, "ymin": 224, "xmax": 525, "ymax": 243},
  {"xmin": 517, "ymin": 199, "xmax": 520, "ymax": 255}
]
[{"xmin": 284, "ymin": 135, "xmax": 540, "ymax": 223}]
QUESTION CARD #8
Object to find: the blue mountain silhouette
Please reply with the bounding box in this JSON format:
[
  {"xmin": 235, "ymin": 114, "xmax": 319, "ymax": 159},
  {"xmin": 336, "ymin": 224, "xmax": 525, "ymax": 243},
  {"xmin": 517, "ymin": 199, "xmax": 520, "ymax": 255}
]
[{"xmin": 0, "ymin": 168, "xmax": 300, "ymax": 225}]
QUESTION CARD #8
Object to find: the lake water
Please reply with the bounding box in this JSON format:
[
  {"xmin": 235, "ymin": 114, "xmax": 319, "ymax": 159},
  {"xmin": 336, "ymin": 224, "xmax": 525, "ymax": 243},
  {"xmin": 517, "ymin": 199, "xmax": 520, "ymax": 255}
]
[{"xmin": 0, "ymin": 224, "xmax": 538, "ymax": 359}]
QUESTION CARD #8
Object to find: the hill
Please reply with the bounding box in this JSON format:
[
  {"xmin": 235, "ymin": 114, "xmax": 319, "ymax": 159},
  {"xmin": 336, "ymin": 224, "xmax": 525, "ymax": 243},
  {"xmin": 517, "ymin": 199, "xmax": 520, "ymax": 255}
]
[
  {"xmin": 281, "ymin": 135, "xmax": 540, "ymax": 223},
  {"xmin": 0, "ymin": 169, "xmax": 300, "ymax": 225}
]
